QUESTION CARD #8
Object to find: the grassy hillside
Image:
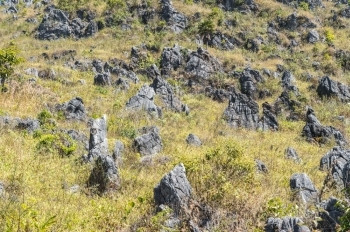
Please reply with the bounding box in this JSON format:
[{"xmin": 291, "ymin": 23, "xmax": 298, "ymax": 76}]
[{"xmin": 1, "ymin": 0, "xmax": 350, "ymax": 231}]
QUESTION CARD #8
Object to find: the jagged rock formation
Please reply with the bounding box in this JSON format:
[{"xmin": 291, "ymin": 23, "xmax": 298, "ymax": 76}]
[
  {"xmin": 223, "ymin": 91, "xmax": 259, "ymax": 129},
  {"xmin": 256, "ymin": 159, "xmax": 268, "ymax": 173},
  {"xmin": 258, "ymin": 102, "xmax": 279, "ymax": 131},
  {"xmin": 126, "ymin": 85, "xmax": 162, "ymax": 118},
  {"xmin": 113, "ymin": 140, "xmax": 124, "ymax": 161},
  {"xmin": 150, "ymin": 77, "xmax": 189, "ymax": 114},
  {"xmin": 278, "ymin": 13, "xmax": 316, "ymax": 31},
  {"xmin": 87, "ymin": 155, "xmax": 120, "ymax": 194},
  {"xmin": 133, "ymin": 126, "xmax": 163, "ymax": 156},
  {"xmin": 185, "ymin": 47, "xmax": 223, "ymax": 83},
  {"xmin": 302, "ymin": 107, "xmax": 346, "ymax": 146},
  {"xmin": 36, "ymin": 6, "xmax": 98, "ymax": 40},
  {"xmin": 318, "ymin": 197, "xmax": 344, "ymax": 231},
  {"xmin": 55, "ymin": 97, "xmax": 86, "ymax": 121},
  {"xmin": 160, "ymin": 44, "xmax": 184, "ymax": 76},
  {"xmin": 317, "ymin": 76, "xmax": 350, "ymax": 102},
  {"xmin": 160, "ymin": 0, "xmax": 187, "ymax": 33},
  {"xmin": 290, "ymin": 173, "xmax": 318, "ymax": 204},
  {"xmin": 239, "ymin": 68, "xmax": 263, "ymax": 99}
]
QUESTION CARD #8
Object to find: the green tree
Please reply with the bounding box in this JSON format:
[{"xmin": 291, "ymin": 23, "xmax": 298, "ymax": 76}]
[{"xmin": 0, "ymin": 44, "xmax": 22, "ymax": 91}]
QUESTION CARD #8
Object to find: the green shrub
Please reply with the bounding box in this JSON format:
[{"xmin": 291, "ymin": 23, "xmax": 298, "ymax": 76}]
[
  {"xmin": 0, "ymin": 43, "xmax": 23, "ymax": 91},
  {"xmin": 299, "ymin": 2, "xmax": 309, "ymax": 11},
  {"xmin": 325, "ymin": 28, "xmax": 335, "ymax": 44},
  {"xmin": 36, "ymin": 133, "xmax": 77, "ymax": 157}
]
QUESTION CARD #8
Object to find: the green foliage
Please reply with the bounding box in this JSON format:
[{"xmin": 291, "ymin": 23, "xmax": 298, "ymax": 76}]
[
  {"xmin": 0, "ymin": 44, "xmax": 23, "ymax": 90},
  {"xmin": 299, "ymin": 2, "xmax": 309, "ymax": 11},
  {"xmin": 325, "ymin": 28, "xmax": 335, "ymax": 44},
  {"xmin": 36, "ymin": 133, "xmax": 77, "ymax": 157},
  {"xmin": 58, "ymin": 0, "xmax": 88, "ymax": 12},
  {"xmin": 262, "ymin": 197, "xmax": 298, "ymax": 218},
  {"xmin": 198, "ymin": 19, "xmax": 215, "ymax": 36}
]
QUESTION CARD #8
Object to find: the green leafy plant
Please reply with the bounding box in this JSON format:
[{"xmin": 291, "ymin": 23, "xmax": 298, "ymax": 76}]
[{"xmin": 0, "ymin": 44, "xmax": 23, "ymax": 91}]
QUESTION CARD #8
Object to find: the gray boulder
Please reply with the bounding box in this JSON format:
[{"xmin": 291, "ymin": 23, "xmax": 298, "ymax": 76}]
[
  {"xmin": 290, "ymin": 173, "xmax": 318, "ymax": 204},
  {"xmin": 146, "ymin": 64, "xmax": 161, "ymax": 79},
  {"xmin": 285, "ymin": 147, "xmax": 301, "ymax": 163},
  {"xmin": 150, "ymin": 77, "xmax": 189, "ymax": 114},
  {"xmin": 87, "ymin": 155, "xmax": 120, "ymax": 194},
  {"xmin": 223, "ymin": 91, "xmax": 259, "ymax": 129},
  {"xmin": 111, "ymin": 66, "xmax": 139, "ymax": 83},
  {"xmin": 220, "ymin": 0, "xmax": 259, "ymax": 12},
  {"xmin": 160, "ymin": 44, "xmax": 184, "ymax": 76},
  {"xmin": 185, "ymin": 48, "xmax": 223, "ymax": 83},
  {"xmin": 317, "ymin": 76, "xmax": 350, "ymax": 102},
  {"xmin": 302, "ymin": 107, "xmax": 346, "ymax": 146},
  {"xmin": 265, "ymin": 217, "xmax": 310, "ymax": 232},
  {"xmin": 87, "ymin": 116, "xmax": 109, "ymax": 161},
  {"xmin": 307, "ymin": 29, "xmax": 319, "ymax": 43},
  {"xmin": 160, "ymin": 0, "xmax": 187, "ymax": 33},
  {"xmin": 281, "ymin": 71, "xmax": 299, "ymax": 94},
  {"xmin": 133, "ymin": 126, "xmax": 163, "ymax": 156},
  {"xmin": 154, "ymin": 163, "xmax": 192, "ymax": 214},
  {"xmin": 278, "ymin": 13, "xmax": 316, "ymax": 31},
  {"xmin": 56, "ymin": 97, "xmax": 86, "ymax": 121},
  {"xmin": 203, "ymin": 32, "xmax": 239, "ymax": 50},
  {"xmin": 186, "ymin": 134, "xmax": 202, "ymax": 146},
  {"xmin": 126, "ymin": 85, "xmax": 162, "ymax": 118}
]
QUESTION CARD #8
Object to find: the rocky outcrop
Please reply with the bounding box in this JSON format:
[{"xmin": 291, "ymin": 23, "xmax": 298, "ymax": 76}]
[
  {"xmin": 154, "ymin": 163, "xmax": 192, "ymax": 214},
  {"xmin": 203, "ymin": 32, "xmax": 240, "ymax": 50},
  {"xmin": 36, "ymin": 6, "xmax": 98, "ymax": 40},
  {"xmin": 278, "ymin": 13, "xmax": 316, "ymax": 31},
  {"xmin": 113, "ymin": 140, "xmax": 124, "ymax": 161},
  {"xmin": 223, "ymin": 91, "xmax": 259, "ymax": 129},
  {"xmin": 185, "ymin": 48, "xmax": 223, "ymax": 83},
  {"xmin": 55, "ymin": 97, "xmax": 86, "ymax": 121},
  {"xmin": 307, "ymin": 29, "xmax": 319, "ymax": 43},
  {"xmin": 239, "ymin": 68, "xmax": 263, "ymax": 99},
  {"xmin": 302, "ymin": 107, "xmax": 346, "ymax": 146},
  {"xmin": 160, "ymin": 0, "xmax": 187, "ymax": 33},
  {"xmin": 265, "ymin": 217, "xmax": 310, "ymax": 232},
  {"xmin": 87, "ymin": 155, "xmax": 120, "ymax": 194},
  {"xmin": 126, "ymin": 85, "xmax": 162, "ymax": 118},
  {"xmin": 317, "ymin": 76, "xmax": 350, "ymax": 102},
  {"xmin": 290, "ymin": 173, "xmax": 318, "ymax": 204},
  {"xmin": 220, "ymin": 0, "xmax": 259, "ymax": 12},
  {"xmin": 318, "ymin": 197, "xmax": 344, "ymax": 231},
  {"xmin": 277, "ymin": 0, "xmax": 323, "ymax": 9},
  {"xmin": 94, "ymin": 72, "xmax": 111, "ymax": 86},
  {"xmin": 133, "ymin": 126, "xmax": 163, "ymax": 156},
  {"xmin": 256, "ymin": 159, "xmax": 268, "ymax": 173},
  {"xmin": 160, "ymin": 44, "xmax": 184, "ymax": 76},
  {"xmin": 258, "ymin": 102, "xmax": 279, "ymax": 131},
  {"xmin": 150, "ymin": 77, "xmax": 189, "ymax": 114}
]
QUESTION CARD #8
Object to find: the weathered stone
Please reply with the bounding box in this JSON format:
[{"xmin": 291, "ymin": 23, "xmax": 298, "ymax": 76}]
[
  {"xmin": 317, "ymin": 76, "xmax": 350, "ymax": 102},
  {"xmin": 56, "ymin": 97, "xmax": 86, "ymax": 121},
  {"xmin": 115, "ymin": 78, "xmax": 130, "ymax": 90},
  {"xmin": 87, "ymin": 116, "xmax": 108, "ymax": 161},
  {"xmin": 186, "ymin": 134, "xmax": 202, "ymax": 146},
  {"xmin": 185, "ymin": 47, "xmax": 223, "ymax": 83},
  {"xmin": 302, "ymin": 107, "xmax": 346, "ymax": 146},
  {"xmin": 126, "ymin": 85, "xmax": 162, "ymax": 118},
  {"xmin": 223, "ymin": 91, "xmax": 259, "ymax": 129},
  {"xmin": 258, "ymin": 102, "xmax": 279, "ymax": 131},
  {"xmin": 318, "ymin": 197, "xmax": 344, "ymax": 231},
  {"xmin": 133, "ymin": 126, "xmax": 163, "ymax": 156},
  {"xmin": 220, "ymin": 0, "xmax": 259, "ymax": 12},
  {"xmin": 265, "ymin": 217, "xmax": 310, "ymax": 232},
  {"xmin": 203, "ymin": 32, "xmax": 240, "ymax": 50},
  {"xmin": 36, "ymin": 6, "xmax": 98, "ymax": 40},
  {"xmin": 111, "ymin": 67, "xmax": 139, "ymax": 83},
  {"xmin": 205, "ymin": 86, "xmax": 234, "ymax": 102},
  {"xmin": 307, "ymin": 29, "xmax": 319, "ymax": 43},
  {"xmin": 278, "ymin": 13, "xmax": 316, "ymax": 31},
  {"xmin": 154, "ymin": 163, "xmax": 192, "ymax": 214},
  {"xmin": 94, "ymin": 73, "xmax": 111, "ymax": 86},
  {"xmin": 87, "ymin": 155, "xmax": 120, "ymax": 194},
  {"xmin": 160, "ymin": 44, "xmax": 184, "ymax": 76},
  {"xmin": 38, "ymin": 68, "xmax": 56, "ymax": 80},
  {"xmin": 146, "ymin": 64, "xmax": 161, "ymax": 79},
  {"xmin": 160, "ymin": 0, "xmax": 187, "ymax": 33},
  {"xmin": 239, "ymin": 68, "xmax": 263, "ymax": 99},
  {"xmin": 0, "ymin": 116, "xmax": 40, "ymax": 133},
  {"xmin": 290, "ymin": 173, "xmax": 318, "ymax": 204},
  {"xmin": 150, "ymin": 77, "xmax": 189, "ymax": 114}
]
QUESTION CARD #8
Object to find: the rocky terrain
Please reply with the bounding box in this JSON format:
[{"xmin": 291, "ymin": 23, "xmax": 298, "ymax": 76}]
[{"xmin": 1, "ymin": 0, "xmax": 350, "ymax": 231}]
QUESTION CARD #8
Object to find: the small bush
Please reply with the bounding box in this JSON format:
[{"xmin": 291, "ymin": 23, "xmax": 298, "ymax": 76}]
[
  {"xmin": 36, "ymin": 133, "xmax": 77, "ymax": 157},
  {"xmin": 325, "ymin": 28, "xmax": 335, "ymax": 44}
]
